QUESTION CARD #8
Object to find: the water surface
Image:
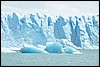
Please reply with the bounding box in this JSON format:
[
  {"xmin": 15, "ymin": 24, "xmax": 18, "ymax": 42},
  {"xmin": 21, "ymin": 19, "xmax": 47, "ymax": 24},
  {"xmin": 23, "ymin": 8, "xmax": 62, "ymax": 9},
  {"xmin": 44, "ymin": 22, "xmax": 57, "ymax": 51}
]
[{"xmin": 1, "ymin": 50, "xmax": 99, "ymax": 66}]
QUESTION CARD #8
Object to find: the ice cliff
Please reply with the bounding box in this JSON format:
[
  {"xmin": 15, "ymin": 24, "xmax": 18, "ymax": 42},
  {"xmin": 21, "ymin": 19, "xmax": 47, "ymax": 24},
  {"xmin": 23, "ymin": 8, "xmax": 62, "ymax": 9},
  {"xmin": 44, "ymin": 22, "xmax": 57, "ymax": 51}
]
[{"xmin": 1, "ymin": 12, "xmax": 99, "ymax": 53}]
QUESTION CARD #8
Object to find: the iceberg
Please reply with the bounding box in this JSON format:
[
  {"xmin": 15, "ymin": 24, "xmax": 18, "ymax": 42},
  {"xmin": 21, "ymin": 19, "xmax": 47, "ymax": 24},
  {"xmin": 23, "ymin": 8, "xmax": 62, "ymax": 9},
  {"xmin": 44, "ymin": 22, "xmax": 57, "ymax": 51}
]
[
  {"xmin": 20, "ymin": 45, "xmax": 48, "ymax": 53},
  {"xmin": 44, "ymin": 42, "xmax": 63, "ymax": 53},
  {"xmin": 64, "ymin": 46, "xmax": 82, "ymax": 54}
]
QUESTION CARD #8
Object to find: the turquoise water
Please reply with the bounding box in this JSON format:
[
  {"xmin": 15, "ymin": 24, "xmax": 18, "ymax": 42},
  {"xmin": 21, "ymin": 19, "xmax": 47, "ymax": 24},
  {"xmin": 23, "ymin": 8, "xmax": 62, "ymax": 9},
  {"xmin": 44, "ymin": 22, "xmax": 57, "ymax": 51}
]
[{"xmin": 1, "ymin": 50, "xmax": 99, "ymax": 66}]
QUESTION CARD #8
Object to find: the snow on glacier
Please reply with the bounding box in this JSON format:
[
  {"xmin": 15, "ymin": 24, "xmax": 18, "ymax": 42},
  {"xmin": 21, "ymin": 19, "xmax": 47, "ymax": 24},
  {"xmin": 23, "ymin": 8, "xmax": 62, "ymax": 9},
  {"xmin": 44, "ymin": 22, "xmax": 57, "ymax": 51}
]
[{"xmin": 1, "ymin": 12, "xmax": 99, "ymax": 53}]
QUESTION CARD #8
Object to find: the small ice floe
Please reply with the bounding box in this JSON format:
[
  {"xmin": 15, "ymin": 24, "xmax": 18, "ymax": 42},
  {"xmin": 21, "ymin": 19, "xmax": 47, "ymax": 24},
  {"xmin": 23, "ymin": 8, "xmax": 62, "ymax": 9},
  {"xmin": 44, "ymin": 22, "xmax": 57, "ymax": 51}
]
[
  {"xmin": 1, "ymin": 47, "xmax": 16, "ymax": 53},
  {"xmin": 20, "ymin": 44, "xmax": 48, "ymax": 53},
  {"xmin": 92, "ymin": 45, "xmax": 99, "ymax": 49},
  {"xmin": 64, "ymin": 46, "xmax": 82, "ymax": 54}
]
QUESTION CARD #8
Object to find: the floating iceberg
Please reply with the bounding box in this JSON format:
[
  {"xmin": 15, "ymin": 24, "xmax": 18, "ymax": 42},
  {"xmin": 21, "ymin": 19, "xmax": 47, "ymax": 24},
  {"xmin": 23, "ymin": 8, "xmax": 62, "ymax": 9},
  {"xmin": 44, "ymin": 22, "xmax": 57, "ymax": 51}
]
[
  {"xmin": 44, "ymin": 42, "xmax": 63, "ymax": 53},
  {"xmin": 64, "ymin": 46, "xmax": 82, "ymax": 54},
  {"xmin": 20, "ymin": 45, "xmax": 48, "ymax": 53}
]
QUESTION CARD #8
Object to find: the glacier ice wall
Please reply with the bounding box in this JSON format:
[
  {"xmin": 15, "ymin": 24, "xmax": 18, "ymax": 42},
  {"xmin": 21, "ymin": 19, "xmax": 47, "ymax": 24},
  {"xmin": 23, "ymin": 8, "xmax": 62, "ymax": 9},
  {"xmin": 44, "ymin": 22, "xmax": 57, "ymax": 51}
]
[
  {"xmin": 1, "ymin": 12, "xmax": 99, "ymax": 49},
  {"xmin": 54, "ymin": 16, "xmax": 67, "ymax": 39}
]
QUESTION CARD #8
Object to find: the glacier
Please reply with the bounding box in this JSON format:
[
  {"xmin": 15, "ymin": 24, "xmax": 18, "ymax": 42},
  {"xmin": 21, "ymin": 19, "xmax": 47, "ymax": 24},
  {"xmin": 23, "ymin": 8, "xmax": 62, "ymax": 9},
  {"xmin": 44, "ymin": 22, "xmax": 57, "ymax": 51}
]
[{"xmin": 1, "ymin": 12, "xmax": 99, "ymax": 53}]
